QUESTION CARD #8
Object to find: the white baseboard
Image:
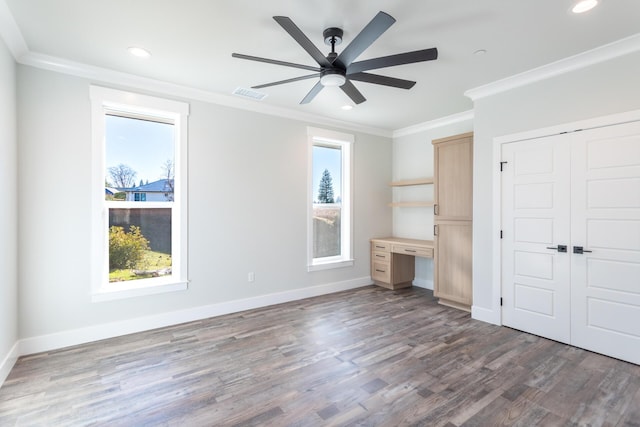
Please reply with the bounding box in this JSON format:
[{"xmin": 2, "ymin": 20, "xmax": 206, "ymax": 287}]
[
  {"xmin": 18, "ymin": 276, "xmax": 373, "ymax": 357},
  {"xmin": 471, "ymin": 305, "xmax": 501, "ymax": 325},
  {"xmin": 412, "ymin": 278, "xmax": 434, "ymax": 290},
  {"xmin": 0, "ymin": 341, "xmax": 20, "ymax": 386}
]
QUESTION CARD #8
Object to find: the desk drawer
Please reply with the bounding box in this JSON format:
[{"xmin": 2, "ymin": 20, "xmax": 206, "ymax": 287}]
[
  {"xmin": 392, "ymin": 244, "xmax": 433, "ymax": 258},
  {"xmin": 371, "ymin": 241, "xmax": 390, "ymax": 252},
  {"xmin": 371, "ymin": 260, "xmax": 390, "ymax": 283},
  {"xmin": 372, "ymin": 251, "xmax": 390, "ymax": 262}
]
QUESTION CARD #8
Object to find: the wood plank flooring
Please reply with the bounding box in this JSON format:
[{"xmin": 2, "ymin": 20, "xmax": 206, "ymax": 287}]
[{"xmin": 1, "ymin": 286, "xmax": 639, "ymax": 426}]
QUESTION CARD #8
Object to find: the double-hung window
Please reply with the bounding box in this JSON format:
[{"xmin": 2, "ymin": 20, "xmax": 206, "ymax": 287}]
[
  {"xmin": 90, "ymin": 86, "xmax": 189, "ymax": 301},
  {"xmin": 307, "ymin": 127, "xmax": 354, "ymax": 271}
]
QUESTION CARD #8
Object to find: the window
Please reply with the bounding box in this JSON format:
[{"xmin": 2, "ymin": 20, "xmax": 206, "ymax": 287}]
[
  {"xmin": 90, "ymin": 86, "xmax": 189, "ymax": 301},
  {"xmin": 307, "ymin": 127, "xmax": 353, "ymax": 271}
]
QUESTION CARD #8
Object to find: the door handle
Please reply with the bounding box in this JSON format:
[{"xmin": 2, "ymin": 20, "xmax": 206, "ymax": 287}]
[
  {"xmin": 573, "ymin": 246, "xmax": 592, "ymax": 254},
  {"xmin": 546, "ymin": 245, "xmax": 567, "ymax": 253}
]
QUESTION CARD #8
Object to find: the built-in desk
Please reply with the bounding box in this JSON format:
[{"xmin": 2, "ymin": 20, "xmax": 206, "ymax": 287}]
[{"xmin": 370, "ymin": 237, "xmax": 434, "ymax": 289}]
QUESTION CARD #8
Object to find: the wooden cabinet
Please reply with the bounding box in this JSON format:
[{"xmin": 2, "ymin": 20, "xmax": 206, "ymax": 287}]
[
  {"xmin": 370, "ymin": 238, "xmax": 434, "ymax": 290},
  {"xmin": 433, "ymin": 132, "xmax": 473, "ymax": 311},
  {"xmin": 433, "ymin": 221, "xmax": 473, "ymax": 310}
]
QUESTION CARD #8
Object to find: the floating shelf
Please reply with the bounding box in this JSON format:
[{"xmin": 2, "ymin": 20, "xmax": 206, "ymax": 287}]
[
  {"xmin": 388, "ymin": 201, "xmax": 435, "ymax": 208},
  {"xmin": 389, "ymin": 177, "xmax": 434, "ymax": 187},
  {"xmin": 389, "ymin": 177, "xmax": 434, "ymax": 207}
]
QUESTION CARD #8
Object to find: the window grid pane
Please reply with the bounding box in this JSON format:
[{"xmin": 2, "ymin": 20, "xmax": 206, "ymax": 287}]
[
  {"xmin": 312, "ymin": 145, "xmax": 342, "ymax": 259},
  {"xmin": 108, "ymin": 208, "xmax": 172, "ymax": 282}
]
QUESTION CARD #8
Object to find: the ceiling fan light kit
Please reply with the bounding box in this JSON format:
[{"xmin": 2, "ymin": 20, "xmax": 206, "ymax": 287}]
[
  {"xmin": 232, "ymin": 11, "xmax": 438, "ymax": 105},
  {"xmin": 320, "ymin": 70, "xmax": 346, "ymax": 87}
]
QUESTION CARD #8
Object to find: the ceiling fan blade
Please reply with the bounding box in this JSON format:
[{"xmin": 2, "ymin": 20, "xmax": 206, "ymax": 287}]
[
  {"xmin": 252, "ymin": 74, "xmax": 320, "ymax": 89},
  {"xmin": 340, "ymin": 80, "xmax": 366, "ymax": 104},
  {"xmin": 300, "ymin": 81, "xmax": 324, "ymax": 104},
  {"xmin": 273, "ymin": 16, "xmax": 332, "ymax": 67},
  {"xmin": 335, "ymin": 11, "xmax": 396, "ymax": 69},
  {"xmin": 348, "ymin": 72, "xmax": 416, "ymax": 89},
  {"xmin": 232, "ymin": 53, "xmax": 321, "ymax": 72},
  {"xmin": 347, "ymin": 48, "xmax": 438, "ymax": 74}
]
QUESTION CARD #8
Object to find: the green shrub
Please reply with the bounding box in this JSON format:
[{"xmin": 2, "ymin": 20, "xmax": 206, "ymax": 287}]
[{"xmin": 109, "ymin": 225, "xmax": 150, "ymax": 270}]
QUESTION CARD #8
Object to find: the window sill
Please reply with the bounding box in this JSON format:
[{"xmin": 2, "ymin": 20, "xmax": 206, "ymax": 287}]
[
  {"xmin": 308, "ymin": 259, "xmax": 354, "ymax": 272},
  {"xmin": 92, "ymin": 279, "xmax": 188, "ymax": 302}
]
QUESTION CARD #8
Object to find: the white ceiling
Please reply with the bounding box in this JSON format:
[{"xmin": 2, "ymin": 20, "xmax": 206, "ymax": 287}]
[{"xmin": 3, "ymin": 0, "xmax": 640, "ymax": 131}]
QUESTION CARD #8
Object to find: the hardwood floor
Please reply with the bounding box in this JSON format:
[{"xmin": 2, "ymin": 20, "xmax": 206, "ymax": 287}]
[{"xmin": 1, "ymin": 286, "xmax": 639, "ymax": 426}]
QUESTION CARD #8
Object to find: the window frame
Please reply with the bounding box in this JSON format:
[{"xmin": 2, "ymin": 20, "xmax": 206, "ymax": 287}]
[
  {"xmin": 90, "ymin": 86, "xmax": 189, "ymax": 301},
  {"xmin": 307, "ymin": 127, "xmax": 354, "ymax": 272}
]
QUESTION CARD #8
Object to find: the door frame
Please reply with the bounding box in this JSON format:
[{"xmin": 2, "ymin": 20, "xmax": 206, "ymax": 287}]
[{"xmin": 489, "ymin": 108, "xmax": 640, "ymax": 326}]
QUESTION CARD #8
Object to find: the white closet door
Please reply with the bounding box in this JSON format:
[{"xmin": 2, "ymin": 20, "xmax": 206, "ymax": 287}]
[
  {"xmin": 570, "ymin": 121, "xmax": 640, "ymax": 365},
  {"xmin": 501, "ymin": 135, "xmax": 571, "ymax": 343}
]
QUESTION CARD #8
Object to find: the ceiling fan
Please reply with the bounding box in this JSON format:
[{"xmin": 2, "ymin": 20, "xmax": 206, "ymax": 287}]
[{"xmin": 232, "ymin": 11, "xmax": 438, "ymax": 105}]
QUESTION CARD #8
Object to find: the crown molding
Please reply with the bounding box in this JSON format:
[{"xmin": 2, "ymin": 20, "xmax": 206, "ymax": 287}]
[
  {"xmin": 465, "ymin": 32, "xmax": 640, "ymax": 101},
  {"xmin": 0, "ymin": 0, "xmax": 28, "ymax": 58},
  {"xmin": 392, "ymin": 109, "xmax": 474, "ymax": 138},
  {"xmin": 18, "ymin": 52, "xmax": 393, "ymax": 138}
]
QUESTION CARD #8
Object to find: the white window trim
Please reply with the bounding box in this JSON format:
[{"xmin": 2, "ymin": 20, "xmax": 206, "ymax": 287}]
[
  {"xmin": 307, "ymin": 127, "xmax": 354, "ymax": 272},
  {"xmin": 90, "ymin": 86, "xmax": 189, "ymax": 301}
]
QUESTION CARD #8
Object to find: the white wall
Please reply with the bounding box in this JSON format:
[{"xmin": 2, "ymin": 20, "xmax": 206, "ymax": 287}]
[
  {"xmin": 392, "ymin": 120, "xmax": 473, "ymax": 288},
  {"xmin": 472, "ymin": 50, "xmax": 640, "ymax": 321},
  {"xmin": 16, "ymin": 66, "xmax": 392, "ymax": 343},
  {"xmin": 0, "ymin": 36, "xmax": 18, "ymax": 380}
]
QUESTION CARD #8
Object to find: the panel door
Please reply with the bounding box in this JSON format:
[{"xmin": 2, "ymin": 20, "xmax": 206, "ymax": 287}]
[
  {"xmin": 570, "ymin": 121, "xmax": 640, "ymax": 365},
  {"xmin": 501, "ymin": 135, "xmax": 571, "ymax": 343}
]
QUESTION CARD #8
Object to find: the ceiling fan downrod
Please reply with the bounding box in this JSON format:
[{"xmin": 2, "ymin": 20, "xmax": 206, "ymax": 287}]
[{"xmin": 323, "ymin": 27, "xmax": 343, "ymax": 56}]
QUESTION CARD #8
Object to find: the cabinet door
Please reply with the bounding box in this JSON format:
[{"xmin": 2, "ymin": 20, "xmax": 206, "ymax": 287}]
[
  {"xmin": 434, "ymin": 221, "xmax": 472, "ymax": 308},
  {"xmin": 434, "ymin": 135, "xmax": 473, "ymax": 220}
]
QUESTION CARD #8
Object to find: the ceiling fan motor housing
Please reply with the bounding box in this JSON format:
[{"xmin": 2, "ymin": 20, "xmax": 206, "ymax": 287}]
[{"xmin": 320, "ymin": 68, "xmax": 346, "ymax": 86}]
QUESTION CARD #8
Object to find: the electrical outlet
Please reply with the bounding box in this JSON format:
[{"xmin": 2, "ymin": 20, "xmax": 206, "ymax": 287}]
[{"xmin": 248, "ymin": 272, "xmax": 255, "ymax": 282}]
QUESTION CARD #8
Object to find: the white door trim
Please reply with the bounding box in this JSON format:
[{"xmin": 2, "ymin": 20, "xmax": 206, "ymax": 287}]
[{"xmin": 489, "ymin": 108, "xmax": 640, "ymax": 326}]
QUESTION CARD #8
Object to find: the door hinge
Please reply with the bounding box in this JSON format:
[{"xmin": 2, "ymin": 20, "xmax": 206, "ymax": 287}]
[
  {"xmin": 500, "ymin": 297, "xmax": 503, "ymax": 306},
  {"xmin": 500, "ymin": 230, "xmax": 503, "ymax": 239},
  {"xmin": 433, "ymin": 224, "xmax": 438, "ymax": 236},
  {"xmin": 500, "ymin": 161, "xmax": 508, "ymax": 171}
]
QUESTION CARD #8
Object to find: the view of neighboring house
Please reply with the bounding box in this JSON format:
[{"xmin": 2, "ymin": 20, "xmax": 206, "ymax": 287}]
[
  {"xmin": 105, "ymin": 179, "xmax": 174, "ymax": 202},
  {"xmin": 126, "ymin": 179, "xmax": 174, "ymax": 202}
]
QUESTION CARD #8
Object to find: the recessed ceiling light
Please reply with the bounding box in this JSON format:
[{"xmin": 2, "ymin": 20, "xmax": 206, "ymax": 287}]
[
  {"xmin": 341, "ymin": 105, "xmax": 353, "ymax": 111},
  {"xmin": 572, "ymin": 0, "xmax": 598, "ymax": 13},
  {"xmin": 128, "ymin": 46, "xmax": 152, "ymax": 58}
]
